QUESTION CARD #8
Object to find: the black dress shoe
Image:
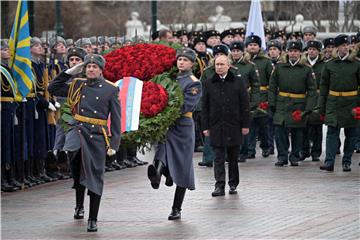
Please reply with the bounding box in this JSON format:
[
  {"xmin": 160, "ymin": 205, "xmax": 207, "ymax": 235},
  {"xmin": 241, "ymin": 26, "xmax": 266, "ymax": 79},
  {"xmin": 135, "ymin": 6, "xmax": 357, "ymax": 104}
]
[
  {"xmin": 147, "ymin": 164, "xmax": 160, "ymax": 189},
  {"xmin": 8, "ymin": 179, "xmax": 22, "ymax": 189},
  {"xmin": 262, "ymin": 149, "xmax": 270, "ymax": 158},
  {"xmin": 342, "ymin": 163, "xmax": 351, "ymax": 172},
  {"xmin": 123, "ymin": 159, "xmax": 137, "ymax": 168},
  {"xmin": 299, "ymin": 152, "xmax": 310, "ymax": 161},
  {"xmin": 132, "ymin": 156, "xmax": 148, "ymax": 165},
  {"xmin": 1, "ymin": 182, "xmax": 18, "ymax": 192},
  {"xmin": 198, "ymin": 162, "xmax": 213, "ymax": 167},
  {"xmin": 320, "ymin": 164, "xmax": 334, "ymax": 172},
  {"xmin": 212, "ymin": 187, "xmax": 225, "ymax": 197},
  {"xmin": 289, "ymin": 160, "xmax": 299, "ymax": 166},
  {"xmin": 168, "ymin": 207, "xmax": 181, "ymax": 220},
  {"xmin": 74, "ymin": 206, "xmax": 84, "ymax": 219},
  {"xmin": 229, "ymin": 186, "xmax": 237, "ymax": 195},
  {"xmin": 87, "ymin": 219, "xmax": 97, "ymax": 232},
  {"xmin": 274, "ymin": 160, "xmax": 288, "ymax": 166},
  {"xmin": 247, "ymin": 153, "xmax": 255, "ymax": 159},
  {"xmin": 117, "ymin": 161, "xmax": 127, "ymax": 169},
  {"xmin": 165, "ymin": 176, "xmax": 173, "ymax": 187}
]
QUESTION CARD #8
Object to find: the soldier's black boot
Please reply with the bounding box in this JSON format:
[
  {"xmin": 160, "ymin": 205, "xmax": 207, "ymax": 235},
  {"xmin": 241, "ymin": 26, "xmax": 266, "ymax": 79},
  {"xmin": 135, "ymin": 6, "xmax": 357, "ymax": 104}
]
[
  {"xmin": 128, "ymin": 146, "xmax": 148, "ymax": 165},
  {"xmin": 87, "ymin": 192, "xmax": 101, "ymax": 232},
  {"xmin": 74, "ymin": 185, "xmax": 85, "ymax": 219},
  {"xmin": 168, "ymin": 186, "xmax": 186, "ymax": 220},
  {"xmin": 147, "ymin": 160, "xmax": 165, "ymax": 189},
  {"xmin": 116, "ymin": 149, "xmax": 127, "ymax": 170},
  {"xmin": 1, "ymin": 166, "xmax": 18, "ymax": 192}
]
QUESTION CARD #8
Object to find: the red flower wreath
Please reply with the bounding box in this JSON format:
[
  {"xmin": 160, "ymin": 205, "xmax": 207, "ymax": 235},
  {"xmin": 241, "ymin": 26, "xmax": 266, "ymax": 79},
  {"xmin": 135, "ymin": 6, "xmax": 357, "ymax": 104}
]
[
  {"xmin": 103, "ymin": 43, "xmax": 176, "ymax": 82},
  {"xmin": 140, "ymin": 81, "xmax": 169, "ymax": 117},
  {"xmin": 292, "ymin": 110, "xmax": 302, "ymax": 122}
]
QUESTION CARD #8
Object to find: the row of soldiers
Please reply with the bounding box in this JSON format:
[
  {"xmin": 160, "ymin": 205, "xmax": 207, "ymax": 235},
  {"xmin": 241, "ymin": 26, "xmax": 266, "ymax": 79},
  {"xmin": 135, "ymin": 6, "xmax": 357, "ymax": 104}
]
[
  {"xmin": 1, "ymin": 27, "xmax": 360, "ymax": 192},
  {"xmin": 181, "ymin": 27, "xmax": 360, "ymax": 172},
  {"xmin": 1, "ymin": 35, "xmax": 149, "ymax": 192}
]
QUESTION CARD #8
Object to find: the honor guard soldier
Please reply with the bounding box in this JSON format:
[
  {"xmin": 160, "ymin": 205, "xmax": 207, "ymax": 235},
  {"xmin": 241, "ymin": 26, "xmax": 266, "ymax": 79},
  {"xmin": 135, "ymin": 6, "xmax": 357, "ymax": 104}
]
[
  {"xmin": 267, "ymin": 39, "xmax": 283, "ymax": 155},
  {"xmin": 75, "ymin": 38, "xmax": 93, "ymax": 55},
  {"xmin": 323, "ymin": 38, "xmax": 335, "ymax": 62},
  {"xmin": 1, "ymin": 39, "xmax": 20, "ymax": 192},
  {"xmin": 245, "ymin": 35, "xmax": 272, "ymax": 158},
  {"xmin": 147, "ymin": 48, "xmax": 202, "ymax": 220},
  {"xmin": 220, "ymin": 29, "xmax": 234, "ymax": 46},
  {"xmin": 204, "ymin": 30, "xmax": 221, "ymax": 55},
  {"xmin": 300, "ymin": 40, "xmax": 325, "ymax": 162},
  {"xmin": 229, "ymin": 41, "xmax": 260, "ymax": 161},
  {"xmin": 176, "ymin": 30, "xmax": 189, "ymax": 47},
  {"xmin": 48, "ymin": 54, "xmax": 121, "ymax": 232},
  {"xmin": 318, "ymin": 34, "xmax": 360, "ymax": 172},
  {"xmin": 302, "ymin": 26, "xmax": 317, "ymax": 43},
  {"xmin": 268, "ymin": 40, "xmax": 317, "ymax": 167}
]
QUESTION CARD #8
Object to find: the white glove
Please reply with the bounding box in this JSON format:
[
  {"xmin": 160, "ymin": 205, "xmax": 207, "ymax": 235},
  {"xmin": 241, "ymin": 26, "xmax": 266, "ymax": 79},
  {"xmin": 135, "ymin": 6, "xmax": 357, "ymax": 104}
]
[
  {"xmin": 107, "ymin": 148, "xmax": 116, "ymax": 156},
  {"xmin": 65, "ymin": 63, "xmax": 84, "ymax": 75},
  {"xmin": 54, "ymin": 101, "xmax": 61, "ymax": 108},
  {"xmin": 48, "ymin": 102, "xmax": 56, "ymax": 111}
]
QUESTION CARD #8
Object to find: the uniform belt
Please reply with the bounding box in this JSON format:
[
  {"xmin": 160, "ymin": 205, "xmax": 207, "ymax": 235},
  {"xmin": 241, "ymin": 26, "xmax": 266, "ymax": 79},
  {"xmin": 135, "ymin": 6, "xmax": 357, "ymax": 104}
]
[
  {"xmin": 260, "ymin": 86, "xmax": 269, "ymax": 91},
  {"xmin": 74, "ymin": 114, "xmax": 107, "ymax": 126},
  {"xmin": 329, "ymin": 90, "xmax": 357, "ymax": 97},
  {"xmin": 26, "ymin": 93, "xmax": 36, "ymax": 98},
  {"xmin": 278, "ymin": 91, "xmax": 306, "ymax": 98},
  {"xmin": 182, "ymin": 112, "xmax": 193, "ymax": 118},
  {"xmin": 1, "ymin": 97, "xmax": 15, "ymax": 102}
]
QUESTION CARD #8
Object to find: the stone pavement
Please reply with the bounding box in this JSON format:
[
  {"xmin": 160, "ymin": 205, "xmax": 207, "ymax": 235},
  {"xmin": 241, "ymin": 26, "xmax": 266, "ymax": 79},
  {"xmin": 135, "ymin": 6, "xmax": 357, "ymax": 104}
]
[{"xmin": 1, "ymin": 148, "xmax": 359, "ymax": 240}]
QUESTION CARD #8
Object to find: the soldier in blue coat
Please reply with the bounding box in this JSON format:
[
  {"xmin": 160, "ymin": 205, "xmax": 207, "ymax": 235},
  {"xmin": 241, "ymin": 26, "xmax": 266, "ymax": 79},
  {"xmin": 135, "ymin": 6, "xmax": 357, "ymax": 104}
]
[
  {"xmin": 48, "ymin": 54, "xmax": 121, "ymax": 232},
  {"xmin": 147, "ymin": 48, "xmax": 202, "ymax": 220}
]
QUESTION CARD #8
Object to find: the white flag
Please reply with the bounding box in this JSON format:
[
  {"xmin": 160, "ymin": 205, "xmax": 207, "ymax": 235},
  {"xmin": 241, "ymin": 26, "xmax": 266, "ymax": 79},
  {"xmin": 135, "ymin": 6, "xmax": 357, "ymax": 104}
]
[{"xmin": 245, "ymin": 0, "xmax": 266, "ymax": 50}]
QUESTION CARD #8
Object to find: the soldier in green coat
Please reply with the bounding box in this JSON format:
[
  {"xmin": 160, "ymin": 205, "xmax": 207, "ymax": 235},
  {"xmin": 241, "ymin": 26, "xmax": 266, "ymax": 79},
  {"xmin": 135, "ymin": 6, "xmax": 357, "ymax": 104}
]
[
  {"xmin": 301, "ymin": 40, "xmax": 325, "ymax": 162},
  {"xmin": 319, "ymin": 34, "xmax": 360, "ymax": 172},
  {"xmin": 229, "ymin": 41, "xmax": 260, "ymax": 161},
  {"xmin": 245, "ymin": 35, "xmax": 273, "ymax": 158},
  {"xmin": 268, "ymin": 41, "xmax": 317, "ymax": 166}
]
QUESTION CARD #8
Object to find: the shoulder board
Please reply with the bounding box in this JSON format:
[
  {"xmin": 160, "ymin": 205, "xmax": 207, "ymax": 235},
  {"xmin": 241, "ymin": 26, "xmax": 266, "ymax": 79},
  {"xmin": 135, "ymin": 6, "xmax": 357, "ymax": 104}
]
[
  {"xmin": 190, "ymin": 75, "xmax": 199, "ymax": 82},
  {"xmin": 105, "ymin": 79, "xmax": 117, "ymax": 87},
  {"xmin": 230, "ymin": 65, "xmax": 238, "ymax": 70}
]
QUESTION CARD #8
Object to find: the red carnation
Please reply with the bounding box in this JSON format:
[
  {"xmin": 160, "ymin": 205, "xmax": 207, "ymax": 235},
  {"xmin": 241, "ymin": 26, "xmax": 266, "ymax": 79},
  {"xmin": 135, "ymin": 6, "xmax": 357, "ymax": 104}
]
[
  {"xmin": 320, "ymin": 114, "xmax": 325, "ymax": 122},
  {"xmin": 292, "ymin": 110, "xmax": 302, "ymax": 122},
  {"xmin": 140, "ymin": 81, "xmax": 169, "ymax": 117},
  {"xmin": 259, "ymin": 102, "xmax": 269, "ymax": 110},
  {"xmin": 103, "ymin": 44, "xmax": 176, "ymax": 82},
  {"xmin": 352, "ymin": 106, "xmax": 360, "ymax": 120}
]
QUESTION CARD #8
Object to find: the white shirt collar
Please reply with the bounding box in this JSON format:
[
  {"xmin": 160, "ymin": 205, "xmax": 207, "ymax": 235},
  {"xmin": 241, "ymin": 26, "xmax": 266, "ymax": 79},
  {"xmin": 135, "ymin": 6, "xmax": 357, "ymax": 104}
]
[{"xmin": 307, "ymin": 55, "xmax": 319, "ymax": 66}]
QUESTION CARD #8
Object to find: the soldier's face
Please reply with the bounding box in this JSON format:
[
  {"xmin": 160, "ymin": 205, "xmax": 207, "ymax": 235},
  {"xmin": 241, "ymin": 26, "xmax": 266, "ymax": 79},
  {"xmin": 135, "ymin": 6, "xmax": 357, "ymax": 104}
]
[
  {"xmin": 303, "ymin": 33, "xmax": 315, "ymax": 42},
  {"xmin": 194, "ymin": 42, "xmax": 206, "ymax": 53},
  {"xmin": 268, "ymin": 47, "xmax": 280, "ymax": 58},
  {"xmin": 234, "ymin": 34, "xmax": 244, "ymax": 42},
  {"xmin": 215, "ymin": 55, "xmax": 230, "ymax": 76},
  {"xmin": 206, "ymin": 36, "xmax": 218, "ymax": 47},
  {"xmin": 68, "ymin": 56, "xmax": 83, "ymax": 68},
  {"xmin": 325, "ymin": 45, "xmax": 335, "ymax": 55},
  {"xmin": 86, "ymin": 63, "xmax": 102, "ymax": 79},
  {"xmin": 222, "ymin": 35, "xmax": 234, "ymax": 45},
  {"xmin": 84, "ymin": 44, "xmax": 92, "ymax": 54},
  {"xmin": 247, "ymin": 43, "xmax": 260, "ymax": 54},
  {"xmin": 0, "ymin": 48, "xmax": 10, "ymax": 60},
  {"xmin": 307, "ymin": 47, "xmax": 319, "ymax": 58},
  {"xmin": 55, "ymin": 42, "xmax": 66, "ymax": 54},
  {"xmin": 177, "ymin": 56, "xmax": 193, "ymax": 72},
  {"xmin": 231, "ymin": 49, "xmax": 243, "ymax": 60},
  {"xmin": 337, "ymin": 43, "xmax": 349, "ymax": 56},
  {"xmin": 288, "ymin": 49, "xmax": 301, "ymax": 61},
  {"xmin": 31, "ymin": 43, "xmax": 44, "ymax": 56}
]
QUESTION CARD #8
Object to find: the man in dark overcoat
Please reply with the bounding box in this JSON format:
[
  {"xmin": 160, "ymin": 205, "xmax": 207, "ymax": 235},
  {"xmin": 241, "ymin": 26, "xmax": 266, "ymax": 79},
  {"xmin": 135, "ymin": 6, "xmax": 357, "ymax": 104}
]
[
  {"xmin": 48, "ymin": 54, "xmax": 121, "ymax": 232},
  {"xmin": 202, "ymin": 55, "xmax": 250, "ymax": 197}
]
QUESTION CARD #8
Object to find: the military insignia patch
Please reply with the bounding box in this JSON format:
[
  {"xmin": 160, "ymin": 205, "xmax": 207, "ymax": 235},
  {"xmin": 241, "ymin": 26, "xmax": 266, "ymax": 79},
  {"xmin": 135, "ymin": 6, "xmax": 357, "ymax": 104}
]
[{"xmin": 190, "ymin": 87, "xmax": 199, "ymax": 95}]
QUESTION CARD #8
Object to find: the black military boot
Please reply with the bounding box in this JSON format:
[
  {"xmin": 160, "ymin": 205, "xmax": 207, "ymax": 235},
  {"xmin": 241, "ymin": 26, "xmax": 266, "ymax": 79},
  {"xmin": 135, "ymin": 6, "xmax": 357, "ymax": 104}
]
[
  {"xmin": 168, "ymin": 186, "xmax": 186, "ymax": 220},
  {"xmin": 87, "ymin": 192, "xmax": 101, "ymax": 232},
  {"xmin": 147, "ymin": 160, "xmax": 165, "ymax": 189},
  {"xmin": 127, "ymin": 146, "xmax": 147, "ymax": 165},
  {"xmin": 116, "ymin": 149, "xmax": 127, "ymax": 170},
  {"xmin": 1, "ymin": 166, "xmax": 18, "ymax": 192},
  {"xmin": 119, "ymin": 146, "xmax": 137, "ymax": 168},
  {"xmin": 74, "ymin": 186, "xmax": 85, "ymax": 219}
]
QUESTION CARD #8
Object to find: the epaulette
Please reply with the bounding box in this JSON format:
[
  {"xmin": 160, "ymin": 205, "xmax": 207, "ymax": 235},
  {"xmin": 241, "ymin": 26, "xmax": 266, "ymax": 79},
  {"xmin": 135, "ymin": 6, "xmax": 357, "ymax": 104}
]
[
  {"xmin": 230, "ymin": 65, "xmax": 238, "ymax": 70},
  {"xmin": 105, "ymin": 79, "xmax": 117, "ymax": 87},
  {"xmin": 73, "ymin": 78, "xmax": 87, "ymax": 82},
  {"xmin": 190, "ymin": 75, "xmax": 199, "ymax": 82}
]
